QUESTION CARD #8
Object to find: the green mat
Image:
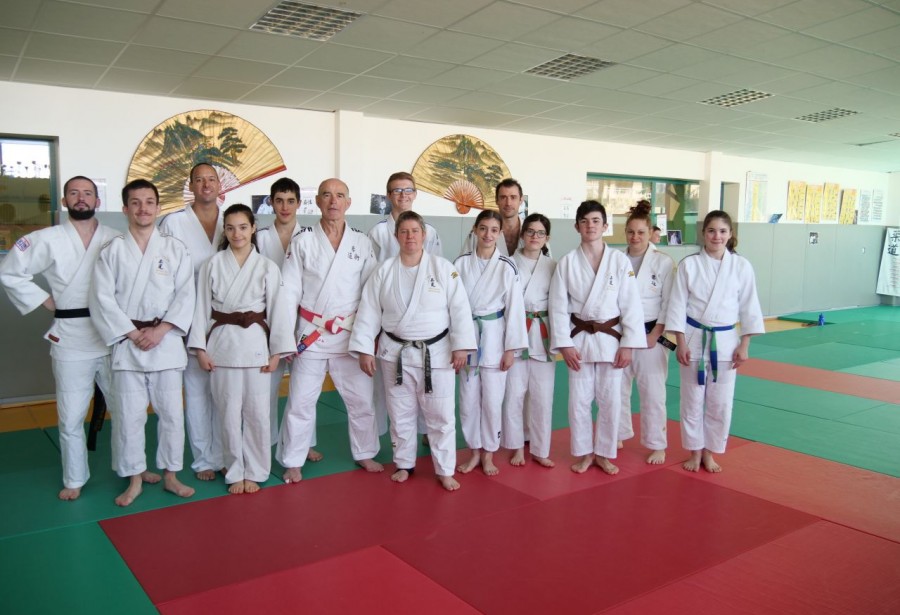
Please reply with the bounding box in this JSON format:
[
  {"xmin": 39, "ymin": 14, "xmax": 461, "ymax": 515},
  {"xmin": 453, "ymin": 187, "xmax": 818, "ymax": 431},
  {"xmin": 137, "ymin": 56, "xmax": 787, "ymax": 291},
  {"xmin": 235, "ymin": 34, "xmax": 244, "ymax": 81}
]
[
  {"xmin": 0, "ymin": 523, "xmax": 156, "ymax": 615},
  {"xmin": 839, "ymin": 404, "xmax": 900, "ymax": 435},
  {"xmin": 779, "ymin": 305, "xmax": 900, "ymax": 324},
  {"xmin": 734, "ymin": 377, "xmax": 883, "ymax": 420}
]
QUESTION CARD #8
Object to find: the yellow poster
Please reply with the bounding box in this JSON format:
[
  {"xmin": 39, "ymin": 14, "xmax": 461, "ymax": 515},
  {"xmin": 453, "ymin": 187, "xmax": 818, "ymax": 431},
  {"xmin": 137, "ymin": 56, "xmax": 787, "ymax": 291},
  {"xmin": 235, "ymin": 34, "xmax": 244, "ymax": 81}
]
[
  {"xmin": 822, "ymin": 183, "xmax": 840, "ymax": 223},
  {"xmin": 839, "ymin": 189, "xmax": 858, "ymax": 225},
  {"xmin": 786, "ymin": 180, "xmax": 806, "ymax": 222},
  {"xmin": 805, "ymin": 185, "xmax": 823, "ymax": 223}
]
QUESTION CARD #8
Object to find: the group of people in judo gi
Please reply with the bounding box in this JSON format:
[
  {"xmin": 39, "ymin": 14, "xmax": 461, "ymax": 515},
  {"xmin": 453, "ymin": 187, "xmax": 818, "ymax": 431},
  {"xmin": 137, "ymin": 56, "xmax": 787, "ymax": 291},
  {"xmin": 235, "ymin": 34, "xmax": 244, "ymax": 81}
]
[{"xmin": 0, "ymin": 165, "xmax": 763, "ymax": 504}]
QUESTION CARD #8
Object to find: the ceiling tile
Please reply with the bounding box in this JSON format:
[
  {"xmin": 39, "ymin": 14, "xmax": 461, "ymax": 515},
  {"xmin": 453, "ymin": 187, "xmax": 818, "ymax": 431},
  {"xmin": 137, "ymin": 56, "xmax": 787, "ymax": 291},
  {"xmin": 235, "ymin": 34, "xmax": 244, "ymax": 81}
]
[
  {"xmin": 467, "ymin": 43, "xmax": 562, "ymax": 72},
  {"xmin": 715, "ymin": 63, "xmax": 798, "ymax": 88},
  {"xmin": 171, "ymin": 77, "xmax": 256, "ymax": 100},
  {"xmin": 701, "ymin": 0, "xmax": 797, "ymax": 17},
  {"xmin": 801, "ymin": 6, "xmax": 900, "ymax": 42},
  {"xmin": 499, "ymin": 97, "xmax": 561, "ymax": 115},
  {"xmin": 14, "ymin": 57, "xmax": 106, "ymax": 87},
  {"xmin": 576, "ymin": 64, "xmax": 663, "ymax": 88},
  {"xmin": 782, "ymin": 44, "xmax": 895, "ymax": 79},
  {"xmin": 675, "ymin": 55, "xmax": 784, "ymax": 81},
  {"xmin": 575, "ymin": 0, "xmax": 693, "ymax": 29},
  {"xmin": 688, "ymin": 19, "xmax": 789, "ymax": 53},
  {"xmin": 34, "ymin": 0, "xmax": 148, "ymax": 41},
  {"xmin": 579, "ymin": 30, "xmax": 672, "ymax": 63},
  {"xmin": 629, "ymin": 44, "xmax": 720, "ymax": 72},
  {"xmin": 24, "ymin": 33, "xmax": 125, "ymax": 65},
  {"xmin": 408, "ymin": 31, "xmax": 504, "ymax": 64},
  {"xmin": 373, "ymin": 0, "xmax": 492, "ymax": 28},
  {"xmin": 0, "ymin": 27, "xmax": 29, "ymax": 56},
  {"xmin": 535, "ymin": 104, "xmax": 598, "ymax": 121},
  {"xmin": 577, "ymin": 89, "xmax": 674, "ymax": 114},
  {"xmin": 268, "ymin": 67, "xmax": 352, "ymax": 90},
  {"xmin": 501, "ymin": 116, "xmax": 566, "ymax": 131},
  {"xmin": 0, "ymin": 0, "xmax": 41, "ymax": 29},
  {"xmin": 361, "ymin": 98, "xmax": 429, "ymax": 118},
  {"xmin": 620, "ymin": 73, "xmax": 704, "ymax": 96},
  {"xmin": 132, "ymin": 16, "xmax": 238, "ymax": 54},
  {"xmin": 365, "ymin": 56, "xmax": 454, "ymax": 81},
  {"xmin": 615, "ymin": 114, "xmax": 705, "ymax": 134},
  {"xmin": 218, "ymin": 31, "xmax": 322, "ymax": 64},
  {"xmin": 426, "ymin": 65, "xmax": 512, "ymax": 90},
  {"xmin": 56, "ymin": 0, "xmax": 160, "ymax": 11},
  {"xmin": 651, "ymin": 102, "xmax": 742, "ymax": 124},
  {"xmin": 305, "ymin": 92, "xmax": 382, "ymax": 112},
  {"xmin": 157, "ymin": 0, "xmax": 275, "ymax": 28},
  {"xmin": 524, "ymin": 17, "xmax": 621, "ymax": 53},
  {"xmin": 665, "ymin": 80, "xmax": 740, "ymax": 103},
  {"xmin": 115, "ymin": 45, "xmax": 211, "ymax": 76},
  {"xmin": 845, "ymin": 64, "xmax": 900, "ymax": 94},
  {"xmin": 732, "ymin": 95, "xmax": 825, "ymax": 119},
  {"xmin": 298, "ymin": 44, "xmax": 393, "ymax": 73},
  {"xmin": 755, "ymin": 72, "xmax": 831, "ymax": 94},
  {"xmin": 331, "ymin": 15, "xmax": 439, "ymax": 53},
  {"xmin": 637, "ymin": 4, "xmax": 744, "ymax": 41},
  {"xmin": 0, "ymin": 55, "xmax": 18, "ymax": 80},
  {"xmin": 237, "ymin": 85, "xmax": 320, "ymax": 107},
  {"xmin": 390, "ymin": 84, "xmax": 469, "ymax": 103},
  {"xmin": 409, "ymin": 106, "xmax": 521, "ymax": 127},
  {"xmin": 844, "ymin": 24, "xmax": 900, "ymax": 53},
  {"xmin": 536, "ymin": 122, "xmax": 599, "ymax": 138},
  {"xmin": 193, "ymin": 57, "xmax": 286, "ymax": 83},
  {"xmin": 756, "ymin": 0, "xmax": 873, "ymax": 31},
  {"xmin": 532, "ymin": 82, "xmax": 605, "ymax": 104},
  {"xmin": 735, "ymin": 32, "xmax": 829, "ymax": 62},
  {"xmin": 95, "ymin": 67, "xmax": 183, "ymax": 94},
  {"xmin": 450, "ymin": 3, "xmax": 560, "ymax": 41},
  {"xmin": 332, "ymin": 75, "xmax": 414, "ymax": 97},
  {"xmin": 489, "ymin": 74, "xmax": 558, "ymax": 97},
  {"xmin": 454, "ymin": 91, "xmax": 523, "ymax": 111}
]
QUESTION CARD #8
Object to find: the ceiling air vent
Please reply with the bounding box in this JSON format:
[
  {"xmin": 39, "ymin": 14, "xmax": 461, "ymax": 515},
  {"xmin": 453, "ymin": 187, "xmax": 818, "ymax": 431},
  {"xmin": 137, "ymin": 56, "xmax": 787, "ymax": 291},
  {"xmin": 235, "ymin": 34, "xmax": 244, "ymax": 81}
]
[
  {"xmin": 525, "ymin": 54, "xmax": 615, "ymax": 81},
  {"xmin": 250, "ymin": 1, "xmax": 361, "ymax": 41},
  {"xmin": 700, "ymin": 89, "xmax": 772, "ymax": 108},
  {"xmin": 795, "ymin": 108, "xmax": 858, "ymax": 123}
]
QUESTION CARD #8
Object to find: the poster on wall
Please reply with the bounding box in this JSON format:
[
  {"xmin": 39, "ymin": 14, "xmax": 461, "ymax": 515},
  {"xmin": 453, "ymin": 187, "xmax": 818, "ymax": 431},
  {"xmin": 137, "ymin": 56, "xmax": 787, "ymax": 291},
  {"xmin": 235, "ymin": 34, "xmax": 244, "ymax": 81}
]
[
  {"xmin": 858, "ymin": 189, "xmax": 872, "ymax": 224},
  {"xmin": 876, "ymin": 228, "xmax": 900, "ymax": 297},
  {"xmin": 821, "ymin": 183, "xmax": 840, "ymax": 223},
  {"xmin": 786, "ymin": 180, "xmax": 806, "ymax": 222},
  {"xmin": 839, "ymin": 189, "xmax": 858, "ymax": 225},
  {"xmin": 744, "ymin": 172, "xmax": 767, "ymax": 222},
  {"xmin": 804, "ymin": 184, "xmax": 823, "ymax": 223},
  {"xmin": 871, "ymin": 189, "xmax": 884, "ymax": 224}
]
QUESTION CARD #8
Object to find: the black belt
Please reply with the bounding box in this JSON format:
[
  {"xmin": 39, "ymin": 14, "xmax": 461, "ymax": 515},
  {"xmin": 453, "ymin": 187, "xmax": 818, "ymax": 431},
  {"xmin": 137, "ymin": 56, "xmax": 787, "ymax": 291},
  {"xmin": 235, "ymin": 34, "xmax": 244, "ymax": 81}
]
[
  {"xmin": 644, "ymin": 318, "xmax": 676, "ymax": 351},
  {"xmin": 385, "ymin": 328, "xmax": 449, "ymax": 394},
  {"xmin": 54, "ymin": 308, "xmax": 90, "ymax": 318},
  {"xmin": 131, "ymin": 317, "xmax": 162, "ymax": 329}
]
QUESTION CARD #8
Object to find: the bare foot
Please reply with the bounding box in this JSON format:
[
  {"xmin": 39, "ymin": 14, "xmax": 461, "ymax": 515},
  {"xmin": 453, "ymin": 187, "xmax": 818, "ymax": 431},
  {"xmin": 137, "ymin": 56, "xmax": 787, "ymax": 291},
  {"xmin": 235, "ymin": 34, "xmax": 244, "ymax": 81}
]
[
  {"xmin": 58, "ymin": 487, "xmax": 81, "ymax": 501},
  {"xmin": 115, "ymin": 476, "xmax": 143, "ymax": 507},
  {"xmin": 421, "ymin": 434, "xmax": 430, "ymax": 447},
  {"xmin": 307, "ymin": 448, "xmax": 323, "ymax": 462},
  {"xmin": 141, "ymin": 470, "xmax": 161, "ymax": 484},
  {"xmin": 163, "ymin": 471, "xmax": 195, "ymax": 498},
  {"xmin": 356, "ymin": 458, "xmax": 385, "ymax": 473},
  {"xmin": 244, "ymin": 480, "xmax": 261, "ymax": 493},
  {"xmin": 682, "ymin": 451, "xmax": 702, "ymax": 472},
  {"xmin": 391, "ymin": 469, "xmax": 411, "ymax": 483},
  {"xmin": 228, "ymin": 482, "xmax": 245, "ymax": 494},
  {"xmin": 531, "ymin": 455, "xmax": 555, "ymax": 468},
  {"xmin": 482, "ymin": 452, "xmax": 499, "ymax": 476},
  {"xmin": 571, "ymin": 454, "xmax": 594, "ymax": 473},
  {"xmin": 701, "ymin": 450, "xmax": 722, "ymax": 473},
  {"xmin": 457, "ymin": 450, "xmax": 480, "ymax": 474},
  {"xmin": 510, "ymin": 448, "xmax": 525, "ymax": 466},
  {"xmin": 437, "ymin": 475, "xmax": 460, "ymax": 491},
  {"xmin": 594, "ymin": 456, "xmax": 619, "ymax": 475},
  {"xmin": 647, "ymin": 449, "xmax": 666, "ymax": 465},
  {"xmin": 196, "ymin": 469, "xmax": 216, "ymax": 481},
  {"xmin": 283, "ymin": 467, "xmax": 302, "ymax": 484},
  {"xmin": 617, "ymin": 440, "xmax": 624, "ymax": 449}
]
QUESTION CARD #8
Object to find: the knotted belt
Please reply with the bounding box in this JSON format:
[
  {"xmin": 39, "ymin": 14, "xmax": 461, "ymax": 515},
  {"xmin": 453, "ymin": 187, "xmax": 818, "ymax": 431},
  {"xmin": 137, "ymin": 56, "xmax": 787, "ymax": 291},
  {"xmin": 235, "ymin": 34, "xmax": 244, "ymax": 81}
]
[
  {"xmin": 209, "ymin": 309, "xmax": 269, "ymax": 340},
  {"xmin": 54, "ymin": 308, "xmax": 90, "ymax": 318},
  {"xmin": 385, "ymin": 328, "xmax": 449, "ymax": 393},
  {"xmin": 570, "ymin": 314, "xmax": 621, "ymax": 341},
  {"xmin": 645, "ymin": 319, "xmax": 677, "ymax": 351},
  {"xmin": 297, "ymin": 307, "xmax": 354, "ymax": 353},
  {"xmin": 686, "ymin": 316, "xmax": 735, "ymax": 385},
  {"xmin": 468, "ymin": 309, "xmax": 505, "ymax": 375},
  {"xmin": 522, "ymin": 310, "xmax": 551, "ymax": 360},
  {"xmin": 131, "ymin": 317, "xmax": 162, "ymax": 329}
]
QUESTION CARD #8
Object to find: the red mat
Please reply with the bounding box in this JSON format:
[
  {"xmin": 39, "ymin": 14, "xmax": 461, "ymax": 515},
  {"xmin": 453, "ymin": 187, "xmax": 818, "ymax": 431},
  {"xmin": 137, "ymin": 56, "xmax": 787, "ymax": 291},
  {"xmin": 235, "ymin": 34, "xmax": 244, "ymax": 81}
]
[
  {"xmin": 384, "ymin": 471, "xmax": 817, "ymax": 615},
  {"xmin": 101, "ymin": 461, "xmax": 537, "ymax": 604},
  {"xmin": 158, "ymin": 546, "xmax": 481, "ymax": 615},
  {"xmin": 600, "ymin": 520, "xmax": 900, "ymax": 615},
  {"xmin": 668, "ymin": 442, "xmax": 900, "ymax": 543},
  {"xmin": 486, "ymin": 422, "xmax": 751, "ymax": 501},
  {"xmin": 743, "ymin": 358, "xmax": 900, "ymax": 404}
]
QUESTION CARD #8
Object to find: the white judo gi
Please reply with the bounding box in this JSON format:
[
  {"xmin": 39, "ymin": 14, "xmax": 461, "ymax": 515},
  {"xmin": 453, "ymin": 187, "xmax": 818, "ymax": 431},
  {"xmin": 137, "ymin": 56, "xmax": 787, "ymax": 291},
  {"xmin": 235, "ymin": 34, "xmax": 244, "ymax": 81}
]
[
  {"xmin": 0, "ymin": 220, "xmax": 119, "ymax": 490},
  {"xmin": 188, "ymin": 249, "xmax": 295, "ymax": 485},
  {"xmin": 665, "ymin": 250, "xmax": 764, "ymax": 454},
  {"xmin": 368, "ymin": 215, "xmax": 444, "ymax": 435},
  {"xmin": 549, "ymin": 245, "xmax": 644, "ymax": 459},
  {"xmin": 617, "ymin": 246, "xmax": 675, "ymax": 451},
  {"xmin": 159, "ymin": 205, "xmax": 224, "ymax": 473},
  {"xmin": 277, "ymin": 223, "xmax": 380, "ymax": 469},
  {"xmin": 89, "ymin": 229, "xmax": 195, "ymax": 478},
  {"xmin": 501, "ymin": 252, "xmax": 557, "ymax": 459},
  {"xmin": 453, "ymin": 250, "xmax": 528, "ymax": 453},
  {"xmin": 350, "ymin": 253, "xmax": 476, "ymax": 476},
  {"xmin": 256, "ymin": 223, "xmax": 304, "ymax": 444}
]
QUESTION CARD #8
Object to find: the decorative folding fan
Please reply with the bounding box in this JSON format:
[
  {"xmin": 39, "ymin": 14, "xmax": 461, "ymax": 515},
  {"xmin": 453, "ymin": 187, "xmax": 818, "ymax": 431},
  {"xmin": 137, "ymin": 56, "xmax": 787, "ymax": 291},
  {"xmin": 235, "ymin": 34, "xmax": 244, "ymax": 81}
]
[
  {"xmin": 411, "ymin": 134, "xmax": 511, "ymax": 214},
  {"xmin": 127, "ymin": 109, "xmax": 286, "ymax": 215}
]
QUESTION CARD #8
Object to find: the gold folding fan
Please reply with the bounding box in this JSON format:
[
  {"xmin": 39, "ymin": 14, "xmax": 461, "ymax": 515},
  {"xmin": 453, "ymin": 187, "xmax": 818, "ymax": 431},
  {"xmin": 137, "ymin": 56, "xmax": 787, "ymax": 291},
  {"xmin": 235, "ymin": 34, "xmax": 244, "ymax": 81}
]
[
  {"xmin": 127, "ymin": 109, "xmax": 286, "ymax": 215},
  {"xmin": 411, "ymin": 134, "xmax": 511, "ymax": 214}
]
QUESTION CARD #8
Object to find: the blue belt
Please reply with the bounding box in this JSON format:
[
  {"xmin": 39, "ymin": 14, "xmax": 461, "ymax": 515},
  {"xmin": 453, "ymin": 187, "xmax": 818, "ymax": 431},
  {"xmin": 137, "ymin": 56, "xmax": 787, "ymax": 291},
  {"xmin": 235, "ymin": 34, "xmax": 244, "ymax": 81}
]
[{"xmin": 686, "ymin": 316, "xmax": 735, "ymax": 385}]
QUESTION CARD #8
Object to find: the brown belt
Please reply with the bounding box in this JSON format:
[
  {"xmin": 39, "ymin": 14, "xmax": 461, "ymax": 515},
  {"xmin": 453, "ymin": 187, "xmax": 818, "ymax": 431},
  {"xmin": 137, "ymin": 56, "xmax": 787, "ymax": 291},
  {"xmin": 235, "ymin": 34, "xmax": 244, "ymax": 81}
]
[
  {"xmin": 131, "ymin": 317, "xmax": 162, "ymax": 329},
  {"xmin": 209, "ymin": 309, "xmax": 269, "ymax": 339},
  {"xmin": 570, "ymin": 314, "xmax": 621, "ymax": 341}
]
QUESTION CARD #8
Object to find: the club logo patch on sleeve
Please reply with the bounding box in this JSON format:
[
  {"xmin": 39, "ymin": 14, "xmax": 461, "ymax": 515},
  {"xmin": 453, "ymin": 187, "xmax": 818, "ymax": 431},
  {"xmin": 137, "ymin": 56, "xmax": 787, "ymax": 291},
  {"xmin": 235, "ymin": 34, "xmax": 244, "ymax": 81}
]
[{"xmin": 14, "ymin": 237, "xmax": 31, "ymax": 251}]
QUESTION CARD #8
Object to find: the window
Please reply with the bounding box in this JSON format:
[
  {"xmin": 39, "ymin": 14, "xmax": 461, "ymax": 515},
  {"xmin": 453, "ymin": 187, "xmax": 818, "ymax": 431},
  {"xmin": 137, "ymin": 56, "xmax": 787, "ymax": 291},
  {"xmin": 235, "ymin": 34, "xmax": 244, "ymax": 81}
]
[
  {"xmin": 586, "ymin": 174, "xmax": 700, "ymax": 245},
  {"xmin": 0, "ymin": 137, "xmax": 56, "ymax": 253}
]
